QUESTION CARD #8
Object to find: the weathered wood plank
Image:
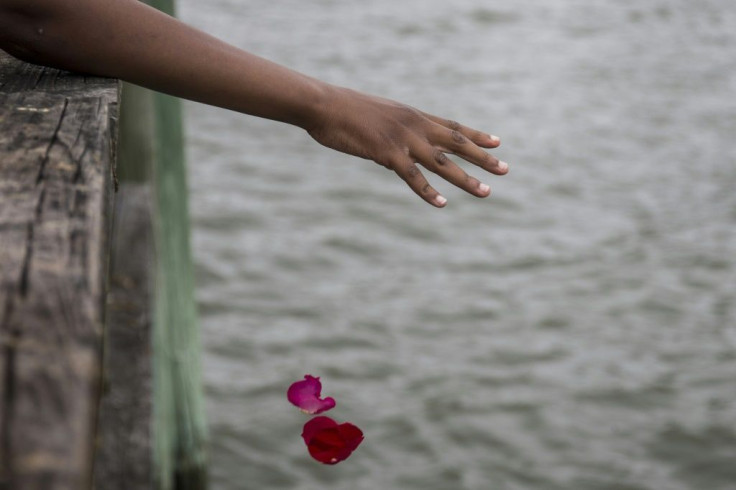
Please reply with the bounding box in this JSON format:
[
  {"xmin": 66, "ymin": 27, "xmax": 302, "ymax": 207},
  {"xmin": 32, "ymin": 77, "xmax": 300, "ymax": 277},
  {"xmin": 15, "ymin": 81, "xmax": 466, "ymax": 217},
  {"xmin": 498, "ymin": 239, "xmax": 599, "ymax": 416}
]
[
  {"xmin": 0, "ymin": 50, "xmax": 118, "ymax": 98},
  {"xmin": 0, "ymin": 50, "xmax": 118, "ymax": 490},
  {"xmin": 93, "ymin": 183, "xmax": 153, "ymax": 490}
]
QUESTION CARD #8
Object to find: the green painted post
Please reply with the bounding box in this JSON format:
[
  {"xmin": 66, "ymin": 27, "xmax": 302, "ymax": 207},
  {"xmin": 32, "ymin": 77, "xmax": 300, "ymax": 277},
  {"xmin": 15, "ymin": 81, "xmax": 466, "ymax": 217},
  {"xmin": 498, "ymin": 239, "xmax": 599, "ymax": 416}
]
[
  {"xmin": 148, "ymin": 1, "xmax": 208, "ymax": 486},
  {"xmin": 117, "ymin": 1, "xmax": 208, "ymax": 487},
  {"xmin": 151, "ymin": 86, "xmax": 208, "ymax": 490}
]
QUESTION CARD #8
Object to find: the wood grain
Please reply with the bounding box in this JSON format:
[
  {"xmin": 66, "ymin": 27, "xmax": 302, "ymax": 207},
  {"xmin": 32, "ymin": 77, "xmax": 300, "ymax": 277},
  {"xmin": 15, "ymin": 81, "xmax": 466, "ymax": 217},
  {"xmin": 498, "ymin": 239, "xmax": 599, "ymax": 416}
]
[{"xmin": 0, "ymin": 50, "xmax": 118, "ymax": 490}]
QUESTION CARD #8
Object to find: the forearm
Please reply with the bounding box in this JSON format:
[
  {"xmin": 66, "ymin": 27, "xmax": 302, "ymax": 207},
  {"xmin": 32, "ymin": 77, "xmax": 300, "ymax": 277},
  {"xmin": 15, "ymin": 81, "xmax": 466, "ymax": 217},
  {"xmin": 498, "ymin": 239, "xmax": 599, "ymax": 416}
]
[
  {"xmin": 0, "ymin": 0, "xmax": 327, "ymax": 129},
  {"xmin": 1, "ymin": 0, "xmax": 509, "ymax": 208}
]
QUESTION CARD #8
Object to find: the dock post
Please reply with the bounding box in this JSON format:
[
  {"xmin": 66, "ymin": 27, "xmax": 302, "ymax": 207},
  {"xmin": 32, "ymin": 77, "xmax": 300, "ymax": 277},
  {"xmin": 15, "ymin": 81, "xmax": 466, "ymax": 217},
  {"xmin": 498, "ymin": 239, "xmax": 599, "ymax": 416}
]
[
  {"xmin": 0, "ymin": 49, "xmax": 119, "ymax": 490},
  {"xmin": 137, "ymin": 1, "xmax": 209, "ymax": 487},
  {"xmin": 151, "ymin": 88, "xmax": 208, "ymax": 490}
]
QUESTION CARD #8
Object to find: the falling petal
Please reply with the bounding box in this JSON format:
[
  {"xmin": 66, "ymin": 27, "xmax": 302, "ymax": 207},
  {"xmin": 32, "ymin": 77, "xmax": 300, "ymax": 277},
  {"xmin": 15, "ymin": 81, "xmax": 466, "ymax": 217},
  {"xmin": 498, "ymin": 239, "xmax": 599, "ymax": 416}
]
[
  {"xmin": 301, "ymin": 415, "xmax": 338, "ymax": 442},
  {"xmin": 302, "ymin": 416, "xmax": 364, "ymax": 465},
  {"xmin": 287, "ymin": 375, "xmax": 336, "ymax": 414}
]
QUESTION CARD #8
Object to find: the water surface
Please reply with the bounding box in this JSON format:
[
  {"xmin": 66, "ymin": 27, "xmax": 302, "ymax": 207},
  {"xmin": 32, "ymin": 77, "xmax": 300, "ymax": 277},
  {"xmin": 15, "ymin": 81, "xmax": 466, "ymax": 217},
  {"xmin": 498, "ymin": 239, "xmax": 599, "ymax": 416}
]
[{"xmin": 179, "ymin": 1, "xmax": 736, "ymax": 489}]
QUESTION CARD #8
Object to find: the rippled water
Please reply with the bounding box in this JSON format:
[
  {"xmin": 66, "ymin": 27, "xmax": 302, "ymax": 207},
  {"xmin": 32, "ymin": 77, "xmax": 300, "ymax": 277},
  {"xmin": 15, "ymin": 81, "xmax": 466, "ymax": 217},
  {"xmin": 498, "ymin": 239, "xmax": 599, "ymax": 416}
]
[{"xmin": 179, "ymin": 0, "xmax": 736, "ymax": 489}]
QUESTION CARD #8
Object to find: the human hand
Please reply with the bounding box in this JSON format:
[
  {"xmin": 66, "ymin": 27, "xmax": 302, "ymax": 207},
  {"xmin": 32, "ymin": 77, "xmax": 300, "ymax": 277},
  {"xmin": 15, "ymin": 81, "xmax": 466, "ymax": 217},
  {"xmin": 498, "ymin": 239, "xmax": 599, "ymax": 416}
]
[
  {"xmin": 0, "ymin": 1, "xmax": 507, "ymax": 208},
  {"xmin": 305, "ymin": 86, "xmax": 509, "ymax": 207}
]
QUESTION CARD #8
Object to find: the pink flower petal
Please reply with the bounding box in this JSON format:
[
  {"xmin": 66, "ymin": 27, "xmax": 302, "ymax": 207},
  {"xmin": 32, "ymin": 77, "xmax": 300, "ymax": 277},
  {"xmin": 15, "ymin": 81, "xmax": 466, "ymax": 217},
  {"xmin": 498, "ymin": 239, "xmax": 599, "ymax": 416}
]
[
  {"xmin": 301, "ymin": 416, "xmax": 364, "ymax": 465},
  {"xmin": 287, "ymin": 375, "xmax": 336, "ymax": 414}
]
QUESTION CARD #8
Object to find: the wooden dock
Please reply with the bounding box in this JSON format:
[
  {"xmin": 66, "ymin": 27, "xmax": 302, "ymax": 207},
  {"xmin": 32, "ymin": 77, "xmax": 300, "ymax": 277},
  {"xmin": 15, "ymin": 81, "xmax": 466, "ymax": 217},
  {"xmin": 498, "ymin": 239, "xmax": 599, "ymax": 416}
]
[{"xmin": 0, "ymin": 50, "xmax": 153, "ymax": 489}]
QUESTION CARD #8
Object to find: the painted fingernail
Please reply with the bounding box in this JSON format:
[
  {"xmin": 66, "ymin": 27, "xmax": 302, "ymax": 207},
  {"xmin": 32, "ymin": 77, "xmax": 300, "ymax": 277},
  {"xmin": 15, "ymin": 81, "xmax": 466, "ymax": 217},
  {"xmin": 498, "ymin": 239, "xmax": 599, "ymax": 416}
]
[
  {"xmin": 479, "ymin": 183, "xmax": 490, "ymax": 194},
  {"xmin": 435, "ymin": 195, "xmax": 447, "ymax": 206},
  {"xmin": 499, "ymin": 161, "xmax": 509, "ymax": 171}
]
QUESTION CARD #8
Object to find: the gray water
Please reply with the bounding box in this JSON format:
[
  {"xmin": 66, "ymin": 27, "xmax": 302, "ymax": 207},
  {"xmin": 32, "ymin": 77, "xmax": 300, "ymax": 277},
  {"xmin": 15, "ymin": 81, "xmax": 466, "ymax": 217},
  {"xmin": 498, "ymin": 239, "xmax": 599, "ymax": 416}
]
[{"xmin": 179, "ymin": 0, "xmax": 736, "ymax": 489}]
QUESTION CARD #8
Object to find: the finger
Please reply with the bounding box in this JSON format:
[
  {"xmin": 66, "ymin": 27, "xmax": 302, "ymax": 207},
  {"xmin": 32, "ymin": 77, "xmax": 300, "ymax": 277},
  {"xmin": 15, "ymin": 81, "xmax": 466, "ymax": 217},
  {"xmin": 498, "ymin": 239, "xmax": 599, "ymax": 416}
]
[
  {"xmin": 411, "ymin": 143, "xmax": 491, "ymax": 198},
  {"xmin": 431, "ymin": 124, "xmax": 509, "ymax": 176},
  {"xmin": 390, "ymin": 155, "xmax": 447, "ymax": 208},
  {"xmin": 420, "ymin": 112, "xmax": 501, "ymax": 148}
]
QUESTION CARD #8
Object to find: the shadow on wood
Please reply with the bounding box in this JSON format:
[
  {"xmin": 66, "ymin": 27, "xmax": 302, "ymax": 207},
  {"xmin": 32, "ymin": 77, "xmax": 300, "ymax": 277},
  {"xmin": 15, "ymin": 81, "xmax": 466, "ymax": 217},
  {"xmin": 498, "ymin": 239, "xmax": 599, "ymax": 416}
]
[{"xmin": 93, "ymin": 184, "xmax": 154, "ymax": 489}]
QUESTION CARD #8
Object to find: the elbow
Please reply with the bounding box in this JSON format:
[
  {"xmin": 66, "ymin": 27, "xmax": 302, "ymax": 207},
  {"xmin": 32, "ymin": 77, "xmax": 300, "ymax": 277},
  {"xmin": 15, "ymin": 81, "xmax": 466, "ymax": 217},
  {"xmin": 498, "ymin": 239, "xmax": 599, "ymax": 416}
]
[
  {"xmin": 1, "ymin": 37, "xmax": 48, "ymax": 67},
  {"xmin": 0, "ymin": 0, "xmax": 68, "ymax": 67}
]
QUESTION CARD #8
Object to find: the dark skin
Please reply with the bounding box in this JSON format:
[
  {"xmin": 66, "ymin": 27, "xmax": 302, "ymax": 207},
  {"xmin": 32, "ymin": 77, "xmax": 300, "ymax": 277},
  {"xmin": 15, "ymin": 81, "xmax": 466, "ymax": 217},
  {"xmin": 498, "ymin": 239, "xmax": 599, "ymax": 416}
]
[{"xmin": 0, "ymin": 0, "xmax": 509, "ymax": 207}]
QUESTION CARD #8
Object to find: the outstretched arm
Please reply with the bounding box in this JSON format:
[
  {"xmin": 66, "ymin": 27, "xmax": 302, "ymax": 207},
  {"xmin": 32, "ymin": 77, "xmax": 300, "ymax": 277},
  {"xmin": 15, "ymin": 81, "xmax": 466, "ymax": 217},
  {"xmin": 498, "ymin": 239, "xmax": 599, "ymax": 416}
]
[{"xmin": 0, "ymin": 0, "xmax": 509, "ymax": 207}]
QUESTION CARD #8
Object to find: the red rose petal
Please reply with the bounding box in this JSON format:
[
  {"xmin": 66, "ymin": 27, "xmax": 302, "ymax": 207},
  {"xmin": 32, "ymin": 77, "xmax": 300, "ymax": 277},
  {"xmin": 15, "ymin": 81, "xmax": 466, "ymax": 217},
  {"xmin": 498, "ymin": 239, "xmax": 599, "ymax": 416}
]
[
  {"xmin": 302, "ymin": 416, "xmax": 364, "ymax": 465},
  {"xmin": 287, "ymin": 375, "xmax": 337, "ymax": 415},
  {"xmin": 336, "ymin": 423, "xmax": 364, "ymax": 455},
  {"xmin": 301, "ymin": 415, "xmax": 338, "ymax": 442}
]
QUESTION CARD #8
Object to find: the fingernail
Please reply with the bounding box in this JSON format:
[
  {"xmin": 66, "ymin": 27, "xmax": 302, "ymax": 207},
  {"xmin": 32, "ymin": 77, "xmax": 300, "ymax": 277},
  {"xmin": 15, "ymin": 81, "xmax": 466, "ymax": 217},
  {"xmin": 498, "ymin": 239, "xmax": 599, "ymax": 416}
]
[
  {"xmin": 479, "ymin": 183, "xmax": 490, "ymax": 194},
  {"xmin": 435, "ymin": 195, "xmax": 447, "ymax": 206},
  {"xmin": 499, "ymin": 161, "xmax": 509, "ymax": 171},
  {"xmin": 489, "ymin": 135, "xmax": 500, "ymax": 144}
]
